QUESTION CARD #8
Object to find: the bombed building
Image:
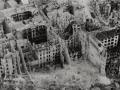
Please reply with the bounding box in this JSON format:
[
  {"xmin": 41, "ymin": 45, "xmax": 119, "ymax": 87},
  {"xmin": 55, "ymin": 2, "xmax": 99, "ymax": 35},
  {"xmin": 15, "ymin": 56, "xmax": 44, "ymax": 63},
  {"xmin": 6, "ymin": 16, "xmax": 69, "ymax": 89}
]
[{"xmin": 0, "ymin": 0, "xmax": 120, "ymax": 90}]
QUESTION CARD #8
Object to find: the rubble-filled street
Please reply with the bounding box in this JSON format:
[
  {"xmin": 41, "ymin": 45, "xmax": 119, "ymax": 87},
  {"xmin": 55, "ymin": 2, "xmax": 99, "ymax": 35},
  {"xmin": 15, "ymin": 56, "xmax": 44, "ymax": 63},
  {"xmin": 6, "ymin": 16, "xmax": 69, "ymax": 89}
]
[
  {"xmin": 0, "ymin": 0, "xmax": 120, "ymax": 90},
  {"xmin": 32, "ymin": 60, "xmax": 99, "ymax": 90}
]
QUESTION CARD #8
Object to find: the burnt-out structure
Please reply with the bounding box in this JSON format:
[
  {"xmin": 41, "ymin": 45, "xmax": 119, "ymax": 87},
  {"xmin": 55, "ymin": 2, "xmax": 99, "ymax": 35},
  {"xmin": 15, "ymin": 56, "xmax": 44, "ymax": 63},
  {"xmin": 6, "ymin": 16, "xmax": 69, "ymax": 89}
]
[
  {"xmin": 54, "ymin": 20, "xmax": 82, "ymax": 60},
  {"xmin": 2, "ymin": 0, "xmax": 120, "ymax": 90},
  {"xmin": 31, "ymin": 40, "xmax": 62, "ymax": 69},
  {"xmin": 12, "ymin": 24, "xmax": 64, "ymax": 71},
  {"xmin": 0, "ymin": 36, "xmax": 22, "ymax": 80},
  {"xmin": 78, "ymin": 27, "xmax": 107, "ymax": 75},
  {"xmin": 11, "ymin": 11, "xmax": 33, "ymax": 22},
  {"xmin": 0, "ymin": 3, "xmax": 65, "ymax": 86},
  {"xmin": 0, "ymin": 5, "xmax": 39, "ymax": 34},
  {"xmin": 78, "ymin": 24, "xmax": 120, "ymax": 77},
  {"xmin": 96, "ymin": 27, "xmax": 120, "ymax": 79},
  {"xmin": 23, "ymin": 25, "xmax": 47, "ymax": 44},
  {"xmin": 11, "ymin": 19, "xmax": 65, "ymax": 70}
]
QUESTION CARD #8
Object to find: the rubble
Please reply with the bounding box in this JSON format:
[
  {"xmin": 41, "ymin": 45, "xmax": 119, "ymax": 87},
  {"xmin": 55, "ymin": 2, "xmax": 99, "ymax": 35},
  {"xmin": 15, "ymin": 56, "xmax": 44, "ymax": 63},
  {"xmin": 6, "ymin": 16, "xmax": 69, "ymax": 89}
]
[{"xmin": 0, "ymin": 0, "xmax": 120, "ymax": 90}]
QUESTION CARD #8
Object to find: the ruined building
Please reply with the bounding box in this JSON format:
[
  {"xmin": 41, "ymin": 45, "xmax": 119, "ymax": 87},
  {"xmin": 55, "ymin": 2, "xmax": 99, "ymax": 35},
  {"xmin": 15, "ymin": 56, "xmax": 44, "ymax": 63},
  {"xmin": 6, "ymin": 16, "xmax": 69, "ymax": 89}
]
[{"xmin": 0, "ymin": 0, "xmax": 120, "ymax": 90}]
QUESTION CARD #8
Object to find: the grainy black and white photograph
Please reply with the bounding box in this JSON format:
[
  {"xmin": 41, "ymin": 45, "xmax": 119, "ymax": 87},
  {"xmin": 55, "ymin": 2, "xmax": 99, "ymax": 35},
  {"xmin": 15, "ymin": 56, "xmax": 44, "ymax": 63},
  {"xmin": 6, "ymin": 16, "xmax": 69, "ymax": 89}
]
[{"xmin": 0, "ymin": 0, "xmax": 120, "ymax": 90}]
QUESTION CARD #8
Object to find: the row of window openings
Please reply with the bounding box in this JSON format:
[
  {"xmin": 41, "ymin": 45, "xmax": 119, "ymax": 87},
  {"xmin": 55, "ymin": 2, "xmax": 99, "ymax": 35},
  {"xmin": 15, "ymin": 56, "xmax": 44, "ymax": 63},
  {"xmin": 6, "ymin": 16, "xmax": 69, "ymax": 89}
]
[
  {"xmin": 12, "ymin": 15, "xmax": 31, "ymax": 22},
  {"xmin": 103, "ymin": 42, "xmax": 118, "ymax": 47},
  {"xmin": 38, "ymin": 49, "xmax": 59, "ymax": 55},
  {"xmin": 11, "ymin": 11, "xmax": 33, "ymax": 22},
  {"xmin": 102, "ymin": 37, "xmax": 118, "ymax": 43},
  {"xmin": 39, "ymin": 53, "xmax": 59, "ymax": 57},
  {"xmin": 102, "ymin": 39, "xmax": 118, "ymax": 45},
  {"xmin": 6, "ymin": 69, "xmax": 15, "ymax": 74},
  {"xmin": 0, "ymin": 69, "xmax": 15, "ymax": 74},
  {"xmin": 6, "ymin": 71, "xmax": 15, "ymax": 74},
  {"xmin": 39, "ymin": 49, "xmax": 59, "ymax": 53},
  {"xmin": 6, "ymin": 68, "xmax": 15, "ymax": 70},
  {"xmin": 36, "ymin": 43, "xmax": 60, "ymax": 47},
  {"xmin": 37, "ymin": 48, "xmax": 59, "ymax": 53},
  {"xmin": 39, "ymin": 53, "xmax": 59, "ymax": 58},
  {"xmin": 102, "ymin": 40, "xmax": 118, "ymax": 45},
  {"xmin": 5, "ymin": 65, "xmax": 16, "ymax": 68},
  {"xmin": 102, "ymin": 40, "xmax": 118, "ymax": 44},
  {"xmin": 38, "ymin": 56, "xmax": 60, "ymax": 62},
  {"xmin": 25, "ymin": 26, "xmax": 47, "ymax": 33},
  {"xmin": 36, "ymin": 45, "xmax": 60, "ymax": 50},
  {"xmin": 39, "ymin": 54, "xmax": 60, "ymax": 59},
  {"xmin": 38, "ymin": 47, "xmax": 59, "ymax": 51}
]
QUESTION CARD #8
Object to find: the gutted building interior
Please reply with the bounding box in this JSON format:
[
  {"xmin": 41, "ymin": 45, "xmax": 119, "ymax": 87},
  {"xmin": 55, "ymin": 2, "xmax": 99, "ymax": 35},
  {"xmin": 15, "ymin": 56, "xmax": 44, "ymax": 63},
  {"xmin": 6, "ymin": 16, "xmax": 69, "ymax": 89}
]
[{"xmin": 0, "ymin": 0, "xmax": 120, "ymax": 90}]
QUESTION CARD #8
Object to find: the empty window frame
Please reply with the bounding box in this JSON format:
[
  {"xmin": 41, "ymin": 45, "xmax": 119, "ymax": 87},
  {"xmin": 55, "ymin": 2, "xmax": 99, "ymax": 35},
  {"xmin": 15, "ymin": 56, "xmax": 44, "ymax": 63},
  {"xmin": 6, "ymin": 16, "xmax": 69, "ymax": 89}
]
[{"xmin": 11, "ymin": 11, "xmax": 33, "ymax": 22}]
